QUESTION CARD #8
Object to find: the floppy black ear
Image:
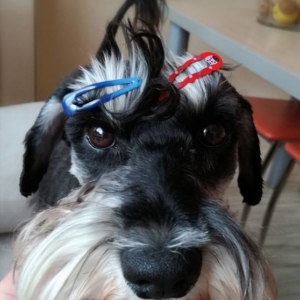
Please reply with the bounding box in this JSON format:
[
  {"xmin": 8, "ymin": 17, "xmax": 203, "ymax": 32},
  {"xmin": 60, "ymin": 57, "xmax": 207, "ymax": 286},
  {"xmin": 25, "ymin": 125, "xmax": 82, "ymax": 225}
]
[
  {"xmin": 237, "ymin": 97, "xmax": 263, "ymax": 206},
  {"xmin": 20, "ymin": 69, "xmax": 81, "ymax": 197}
]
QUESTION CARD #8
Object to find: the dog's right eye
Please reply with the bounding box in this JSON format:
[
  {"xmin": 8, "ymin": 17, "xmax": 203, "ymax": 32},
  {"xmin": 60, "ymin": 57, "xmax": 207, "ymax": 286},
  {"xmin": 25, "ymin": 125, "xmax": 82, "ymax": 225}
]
[
  {"xmin": 200, "ymin": 123, "xmax": 226, "ymax": 147},
  {"xmin": 86, "ymin": 126, "xmax": 115, "ymax": 149}
]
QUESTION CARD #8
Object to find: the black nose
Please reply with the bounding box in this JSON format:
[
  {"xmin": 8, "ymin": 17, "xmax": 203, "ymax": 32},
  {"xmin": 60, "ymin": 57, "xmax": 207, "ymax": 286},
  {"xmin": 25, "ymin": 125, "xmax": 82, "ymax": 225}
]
[{"xmin": 121, "ymin": 248, "xmax": 202, "ymax": 299}]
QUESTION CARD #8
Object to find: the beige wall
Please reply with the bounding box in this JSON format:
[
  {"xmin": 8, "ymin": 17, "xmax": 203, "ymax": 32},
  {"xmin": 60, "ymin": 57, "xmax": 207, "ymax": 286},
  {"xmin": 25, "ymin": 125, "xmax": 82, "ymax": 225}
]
[
  {"xmin": 36, "ymin": 0, "xmax": 127, "ymax": 100},
  {"xmin": 0, "ymin": 0, "xmax": 35, "ymax": 105}
]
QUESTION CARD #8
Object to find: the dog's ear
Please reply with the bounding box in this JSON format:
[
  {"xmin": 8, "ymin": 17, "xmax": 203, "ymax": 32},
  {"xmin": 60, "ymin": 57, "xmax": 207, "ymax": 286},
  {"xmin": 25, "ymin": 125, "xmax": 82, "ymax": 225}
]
[
  {"xmin": 237, "ymin": 97, "xmax": 263, "ymax": 206},
  {"xmin": 20, "ymin": 69, "xmax": 81, "ymax": 197}
]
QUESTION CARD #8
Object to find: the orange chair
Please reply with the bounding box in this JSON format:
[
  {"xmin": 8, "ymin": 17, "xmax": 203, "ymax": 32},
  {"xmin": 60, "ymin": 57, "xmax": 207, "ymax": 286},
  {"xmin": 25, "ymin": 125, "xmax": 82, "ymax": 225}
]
[
  {"xmin": 259, "ymin": 142, "xmax": 300, "ymax": 245},
  {"xmin": 240, "ymin": 97, "xmax": 300, "ymax": 225}
]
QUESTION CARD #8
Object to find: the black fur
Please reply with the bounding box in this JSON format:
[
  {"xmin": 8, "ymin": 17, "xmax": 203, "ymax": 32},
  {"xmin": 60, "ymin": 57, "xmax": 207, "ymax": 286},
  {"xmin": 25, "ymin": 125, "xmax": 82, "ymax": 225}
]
[
  {"xmin": 97, "ymin": 0, "xmax": 166, "ymax": 59},
  {"xmin": 37, "ymin": 141, "xmax": 79, "ymax": 206},
  {"xmin": 237, "ymin": 97, "xmax": 263, "ymax": 205},
  {"xmin": 20, "ymin": 0, "xmax": 166, "ymax": 198},
  {"xmin": 20, "ymin": 68, "xmax": 82, "ymax": 197}
]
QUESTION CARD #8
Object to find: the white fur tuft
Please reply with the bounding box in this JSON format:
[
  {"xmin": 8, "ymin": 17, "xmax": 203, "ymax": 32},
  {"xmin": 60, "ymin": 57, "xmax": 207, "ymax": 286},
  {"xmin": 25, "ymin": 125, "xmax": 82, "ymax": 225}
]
[
  {"xmin": 164, "ymin": 52, "xmax": 221, "ymax": 109},
  {"xmin": 69, "ymin": 49, "xmax": 148, "ymax": 115}
]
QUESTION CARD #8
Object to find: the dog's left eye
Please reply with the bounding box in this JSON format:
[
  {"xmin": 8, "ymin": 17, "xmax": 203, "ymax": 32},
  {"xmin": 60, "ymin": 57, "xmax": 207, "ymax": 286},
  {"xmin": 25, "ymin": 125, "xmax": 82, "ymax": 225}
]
[
  {"xmin": 86, "ymin": 126, "xmax": 115, "ymax": 149},
  {"xmin": 201, "ymin": 123, "xmax": 226, "ymax": 147}
]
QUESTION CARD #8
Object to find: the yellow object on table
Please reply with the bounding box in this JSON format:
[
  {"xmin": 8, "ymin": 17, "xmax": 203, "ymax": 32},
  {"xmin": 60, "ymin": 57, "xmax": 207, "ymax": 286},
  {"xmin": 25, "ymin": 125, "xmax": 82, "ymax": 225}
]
[
  {"xmin": 257, "ymin": 0, "xmax": 300, "ymax": 29},
  {"xmin": 273, "ymin": 0, "xmax": 299, "ymax": 24}
]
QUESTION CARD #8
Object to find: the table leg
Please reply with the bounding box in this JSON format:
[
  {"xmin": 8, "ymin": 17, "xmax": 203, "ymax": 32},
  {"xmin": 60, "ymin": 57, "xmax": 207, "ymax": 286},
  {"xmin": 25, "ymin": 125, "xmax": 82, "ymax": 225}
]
[
  {"xmin": 267, "ymin": 145, "xmax": 292, "ymax": 189},
  {"xmin": 167, "ymin": 22, "xmax": 190, "ymax": 55}
]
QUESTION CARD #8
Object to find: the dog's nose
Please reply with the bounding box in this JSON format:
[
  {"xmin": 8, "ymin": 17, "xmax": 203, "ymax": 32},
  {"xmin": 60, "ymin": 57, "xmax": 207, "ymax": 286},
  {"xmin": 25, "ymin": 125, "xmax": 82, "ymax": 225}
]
[{"xmin": 121, "ymin": 248, "xmax": 202, "ymax": 299}]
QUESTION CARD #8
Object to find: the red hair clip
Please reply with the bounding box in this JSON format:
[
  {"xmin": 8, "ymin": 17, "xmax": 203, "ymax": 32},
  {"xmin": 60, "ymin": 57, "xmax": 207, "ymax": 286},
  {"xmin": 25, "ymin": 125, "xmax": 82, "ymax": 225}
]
[{"xmin": 159, "ymin": 52, "xmax": 223, "ymax": 100}]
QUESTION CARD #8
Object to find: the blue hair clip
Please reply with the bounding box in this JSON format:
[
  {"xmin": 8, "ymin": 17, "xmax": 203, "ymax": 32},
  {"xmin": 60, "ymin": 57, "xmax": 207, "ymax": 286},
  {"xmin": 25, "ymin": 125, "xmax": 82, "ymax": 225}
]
[{"xmin": 62, "ymin": 77, "xmax": 142, "ymax": 117}]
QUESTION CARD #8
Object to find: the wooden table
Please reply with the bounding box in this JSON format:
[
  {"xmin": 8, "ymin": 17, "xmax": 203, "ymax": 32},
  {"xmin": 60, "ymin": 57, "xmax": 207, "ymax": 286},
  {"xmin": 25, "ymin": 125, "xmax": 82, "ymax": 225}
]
[{"xmin": 166, "ymin": 0, "xmax": 300, "ymax": 188}]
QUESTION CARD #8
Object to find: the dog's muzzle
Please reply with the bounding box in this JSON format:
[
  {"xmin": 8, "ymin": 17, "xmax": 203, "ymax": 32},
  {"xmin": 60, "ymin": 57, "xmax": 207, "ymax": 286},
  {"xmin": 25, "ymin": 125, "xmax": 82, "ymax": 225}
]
[{"xmin": 121, "ymin": 248, "xmax": 202, "ymax": 299}]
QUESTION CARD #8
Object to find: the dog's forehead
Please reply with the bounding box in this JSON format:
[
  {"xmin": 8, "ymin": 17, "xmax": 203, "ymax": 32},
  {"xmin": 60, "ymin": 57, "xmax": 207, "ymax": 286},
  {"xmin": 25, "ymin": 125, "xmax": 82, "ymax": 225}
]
[{"xmin": 68, "ymin": 51, "xmax": 234, "ymax": 121}]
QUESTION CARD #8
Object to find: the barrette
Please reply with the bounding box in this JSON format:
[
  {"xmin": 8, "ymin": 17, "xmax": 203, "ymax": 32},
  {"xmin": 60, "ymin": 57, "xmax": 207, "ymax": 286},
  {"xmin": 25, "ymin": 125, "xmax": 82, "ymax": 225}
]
[
  {"xmin": 62, "ymin": 77, "xmax": 142, "ymax": 117},
  {"xmin": 159, "ymin": 52, "xmax": 223, "ymax": 100}
]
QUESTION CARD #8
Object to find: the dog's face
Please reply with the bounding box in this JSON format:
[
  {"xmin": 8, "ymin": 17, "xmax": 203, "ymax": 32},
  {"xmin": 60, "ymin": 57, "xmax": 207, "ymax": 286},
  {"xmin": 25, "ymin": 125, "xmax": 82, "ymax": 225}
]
[
  {"xmin": 16, "ymin": 26, "xmax": 274, "ymax": 300},
  {"xmin": 64, "ymin": 76, "xmax": 238, "ymax": 298}
]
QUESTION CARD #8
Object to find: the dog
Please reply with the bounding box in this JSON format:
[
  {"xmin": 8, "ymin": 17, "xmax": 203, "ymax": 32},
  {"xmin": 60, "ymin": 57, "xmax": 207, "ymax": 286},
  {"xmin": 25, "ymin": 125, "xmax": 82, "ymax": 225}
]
[{"xmin": 13, "ymin": 0, "xmax": 276, "ymax": 299}]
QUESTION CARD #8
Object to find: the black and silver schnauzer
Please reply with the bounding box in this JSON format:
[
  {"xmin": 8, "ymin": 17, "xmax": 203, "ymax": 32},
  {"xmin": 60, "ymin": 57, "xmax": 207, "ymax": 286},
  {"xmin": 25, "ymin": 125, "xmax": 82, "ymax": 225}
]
[{"xmin": 14, "ymin": 0, "xmax": 276, "ymax": 299}]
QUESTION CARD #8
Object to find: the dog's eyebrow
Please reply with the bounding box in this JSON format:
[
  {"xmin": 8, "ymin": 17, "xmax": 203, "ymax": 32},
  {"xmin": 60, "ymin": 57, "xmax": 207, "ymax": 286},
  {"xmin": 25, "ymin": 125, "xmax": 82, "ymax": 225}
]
[{"xmin": 205, "ymin": 97, "xmax": 239, "ymax": 123}]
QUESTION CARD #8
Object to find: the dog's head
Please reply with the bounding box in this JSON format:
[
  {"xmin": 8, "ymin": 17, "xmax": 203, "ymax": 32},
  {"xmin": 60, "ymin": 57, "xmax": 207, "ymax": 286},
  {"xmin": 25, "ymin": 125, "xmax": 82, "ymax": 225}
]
[
  {"xmin": 16, "ymin": 24, "xmax": 274, "ymax": 300},
  {"xmin": 20, "ymin": 24, "xmax": 262, "ymax": 206}
]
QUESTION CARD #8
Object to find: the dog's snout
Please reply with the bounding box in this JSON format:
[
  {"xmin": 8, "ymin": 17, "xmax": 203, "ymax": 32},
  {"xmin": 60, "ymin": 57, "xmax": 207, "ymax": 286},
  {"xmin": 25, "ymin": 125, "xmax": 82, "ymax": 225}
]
[{"xmin": 121, "ymin": 248, "xmax": 202, "ymax": 299}]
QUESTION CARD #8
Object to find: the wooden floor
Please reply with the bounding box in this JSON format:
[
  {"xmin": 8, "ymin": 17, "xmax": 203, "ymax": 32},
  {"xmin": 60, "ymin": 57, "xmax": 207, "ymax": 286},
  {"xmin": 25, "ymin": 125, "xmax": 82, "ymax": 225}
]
[{"xmin": 226, "ymin": 138, "xmax": 300, "ymax": 300}]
